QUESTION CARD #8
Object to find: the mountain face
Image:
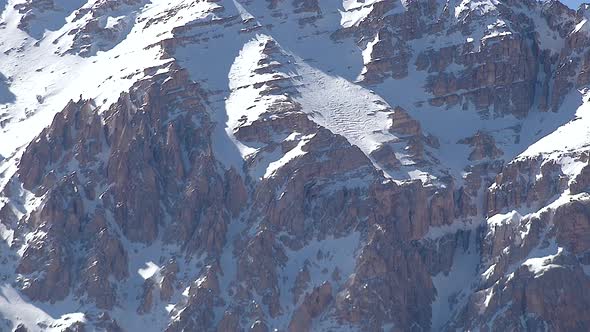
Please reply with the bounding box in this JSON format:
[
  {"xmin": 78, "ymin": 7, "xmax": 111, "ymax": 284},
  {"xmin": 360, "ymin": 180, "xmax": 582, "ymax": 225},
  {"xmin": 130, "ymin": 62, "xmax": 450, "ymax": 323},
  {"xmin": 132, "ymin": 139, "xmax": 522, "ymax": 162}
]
[{"xmin": 0, "ymin": 0, "xmax": 590, "ymax": 331}]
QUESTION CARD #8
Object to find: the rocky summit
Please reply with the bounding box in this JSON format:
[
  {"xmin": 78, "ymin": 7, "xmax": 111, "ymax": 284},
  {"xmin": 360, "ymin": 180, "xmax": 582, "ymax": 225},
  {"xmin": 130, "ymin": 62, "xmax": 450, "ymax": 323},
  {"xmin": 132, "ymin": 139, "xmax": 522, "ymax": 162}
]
[{"xmin": 0, "ymin": 0, "xmax": 590, "ymax": 331}]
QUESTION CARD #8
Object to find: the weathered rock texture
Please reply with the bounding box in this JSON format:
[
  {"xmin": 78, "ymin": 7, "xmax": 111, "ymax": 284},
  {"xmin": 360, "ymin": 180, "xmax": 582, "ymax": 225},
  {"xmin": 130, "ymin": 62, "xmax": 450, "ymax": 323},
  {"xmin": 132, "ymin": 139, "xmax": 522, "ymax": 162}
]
[{"xmin": 0, "ymin": 0, "xmax": 589, "ymax": 332}]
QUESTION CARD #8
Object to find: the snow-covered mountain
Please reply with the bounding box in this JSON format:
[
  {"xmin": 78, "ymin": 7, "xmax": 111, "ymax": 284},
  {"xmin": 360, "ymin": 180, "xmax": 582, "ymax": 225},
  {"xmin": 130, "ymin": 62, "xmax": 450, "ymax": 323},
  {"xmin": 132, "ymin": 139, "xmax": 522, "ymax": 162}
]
[{"xmin": 0, "ymin": 0, "xmax": 589, "ymax": 331}]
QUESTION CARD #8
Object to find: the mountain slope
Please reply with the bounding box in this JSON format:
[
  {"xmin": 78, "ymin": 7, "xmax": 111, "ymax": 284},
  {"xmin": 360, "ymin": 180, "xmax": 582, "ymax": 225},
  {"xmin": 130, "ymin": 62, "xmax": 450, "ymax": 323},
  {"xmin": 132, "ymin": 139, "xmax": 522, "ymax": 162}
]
[{"xmin": 0, "ymin": 0, "xmax": 589, "ymax": 331}]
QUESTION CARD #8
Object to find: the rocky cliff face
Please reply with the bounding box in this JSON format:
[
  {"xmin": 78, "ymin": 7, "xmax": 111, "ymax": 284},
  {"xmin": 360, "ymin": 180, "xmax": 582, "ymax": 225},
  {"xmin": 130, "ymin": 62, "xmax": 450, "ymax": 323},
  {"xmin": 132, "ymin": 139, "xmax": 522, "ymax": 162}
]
[{"xmin": 0, "ymin": 0, "xmax": 589, "ymax": 331}]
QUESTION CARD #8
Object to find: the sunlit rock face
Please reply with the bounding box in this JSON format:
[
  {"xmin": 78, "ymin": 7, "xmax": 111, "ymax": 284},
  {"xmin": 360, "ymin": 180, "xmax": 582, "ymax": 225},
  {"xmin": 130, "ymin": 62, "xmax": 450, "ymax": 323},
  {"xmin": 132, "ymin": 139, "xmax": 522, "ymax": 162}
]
[{"xmin": 0, "ymin": 0, "xmax": 589, "ymax": 331}]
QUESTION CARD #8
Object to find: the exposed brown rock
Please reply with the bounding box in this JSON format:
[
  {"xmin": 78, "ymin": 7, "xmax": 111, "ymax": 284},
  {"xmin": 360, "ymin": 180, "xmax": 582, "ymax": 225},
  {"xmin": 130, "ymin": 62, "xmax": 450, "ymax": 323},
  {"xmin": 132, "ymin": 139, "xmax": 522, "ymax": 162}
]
[
  {"xmin": 487, "ymin": 157, "xmax": 568, "ymax": 216},
  {"xmin": 458, "ymin": 131, "xmax": 504, "ymax": 161},
  {"xmin": 288, "ymin": 282, "xmax": 333, "ymax": 332},
  {"xmin": 4, "ymin": 1, "xmax": 590, "ymax": 332},
  {"xmin": 217, "ymin": 309, "xmax": 240, "ymax": 332},
  {"xmin": 137, "ymin": 279, "xmax": 156, "ymax": 314}
]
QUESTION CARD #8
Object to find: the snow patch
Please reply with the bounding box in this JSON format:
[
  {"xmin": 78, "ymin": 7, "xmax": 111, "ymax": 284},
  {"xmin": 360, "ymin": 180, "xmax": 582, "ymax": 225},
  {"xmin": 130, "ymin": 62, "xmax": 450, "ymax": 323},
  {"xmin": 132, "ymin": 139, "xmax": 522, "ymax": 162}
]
[
  {"xmin": 431, "ymin": 231, "xmax": 480, "ymax": 330},
  {"xmin": 138, "ymin": 261, "xmax": 161, "ymax": 280}
]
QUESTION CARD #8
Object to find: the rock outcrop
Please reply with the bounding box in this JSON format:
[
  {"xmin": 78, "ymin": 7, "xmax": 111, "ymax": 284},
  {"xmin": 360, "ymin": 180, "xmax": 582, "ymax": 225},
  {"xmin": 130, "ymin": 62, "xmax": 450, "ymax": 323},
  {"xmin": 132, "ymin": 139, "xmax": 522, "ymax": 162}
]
[{"xmin": 1, "ymin": 0, "xmax": 590, "ymax": 331}]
